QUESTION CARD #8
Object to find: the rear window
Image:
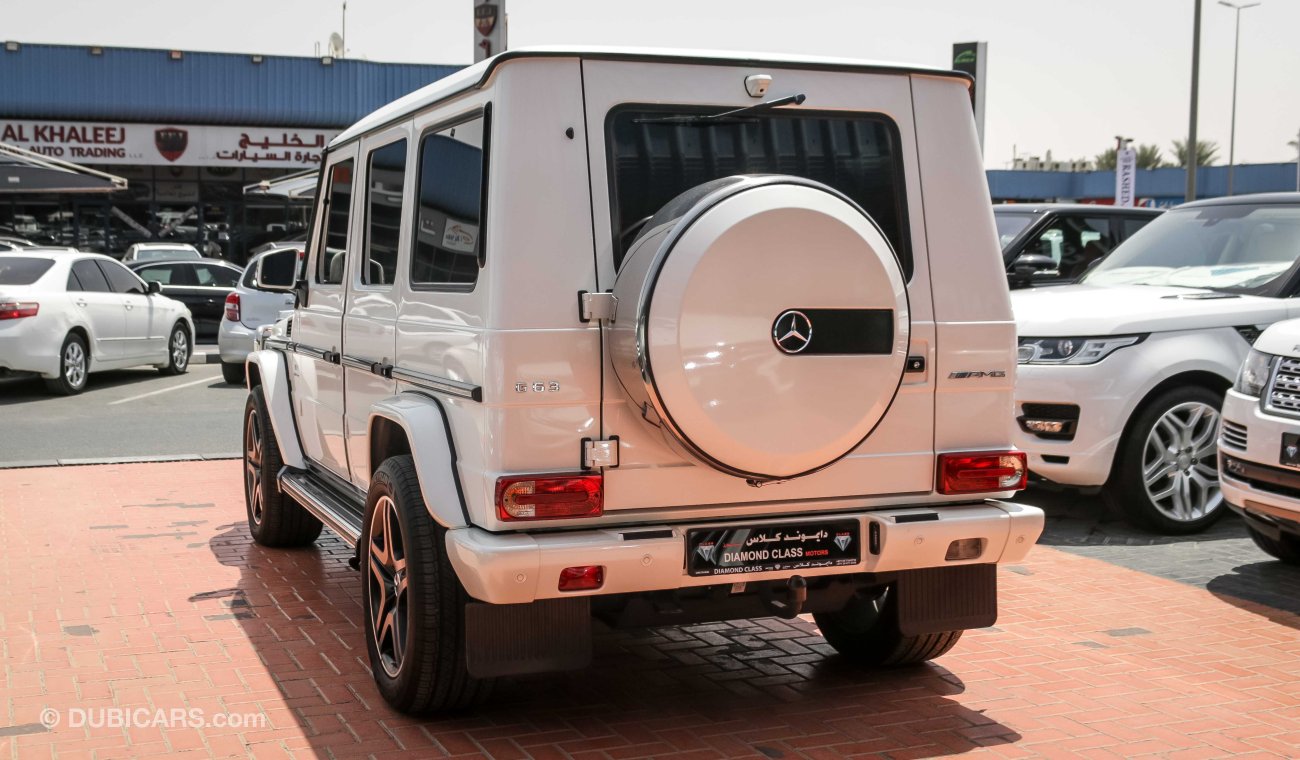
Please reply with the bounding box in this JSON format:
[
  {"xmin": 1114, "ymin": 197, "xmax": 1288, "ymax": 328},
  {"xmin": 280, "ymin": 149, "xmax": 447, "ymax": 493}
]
[
  {"xmin": 0, "ymin": 257, "xmax": 54, "ymax": 285},
  {"xmin": 137, "ymin": 248, "xmax": 200, "ymax": 261},
  {"xmin": 607, "ymin": 107, "xmax": 912, "ymax": 274}
]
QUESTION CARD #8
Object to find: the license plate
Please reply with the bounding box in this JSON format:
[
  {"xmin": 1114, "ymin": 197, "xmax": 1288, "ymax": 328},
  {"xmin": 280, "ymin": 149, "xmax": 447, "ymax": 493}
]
[
  {"xmin": 686, "ymin": 520, "xmax": 860, "ymax": 577},
  {"xmin": 1281, "ymin": 433, "xmax": 1300, "ymax": 468}
]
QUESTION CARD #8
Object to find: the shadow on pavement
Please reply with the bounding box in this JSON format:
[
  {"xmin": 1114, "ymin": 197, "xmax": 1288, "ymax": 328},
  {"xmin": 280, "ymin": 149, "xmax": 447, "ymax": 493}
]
[
  {"xmin": 0, "ymin": 368, "xmax": 170, "ymax": 405},
  {"xmin": 1206, "ymin": 558, "xmax": 1300, "ymax": 622},
  {"xmin": 204, "ymin": 520, "xmax": 1019, "ymax": 757},
  {"xmin": 1019, "ymin": 485, "xmax": 1248, "ymax": 548}
]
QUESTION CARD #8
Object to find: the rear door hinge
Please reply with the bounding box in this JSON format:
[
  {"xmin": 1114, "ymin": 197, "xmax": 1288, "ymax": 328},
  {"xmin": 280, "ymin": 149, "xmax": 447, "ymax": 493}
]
[
  {"xmin": 578, "ymin": 290, "xmax": 618, "ymax": 323},
  {"xmin": 582, "ymin": 436, "xmax": 620, "ymax": 469}
]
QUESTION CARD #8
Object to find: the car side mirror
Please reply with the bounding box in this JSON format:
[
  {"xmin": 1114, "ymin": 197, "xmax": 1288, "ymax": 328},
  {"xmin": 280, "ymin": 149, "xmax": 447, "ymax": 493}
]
[
  {"xmin": 1011, "ymin": 253, "xmax": 1057, "ymax": 278},
  {"xmin": 146, "ymin": 280, "xmax": 163, "ymax": 295},
  {"xmin": 254, "ymin": 248, "xmax": 300, "ymax": 292}
]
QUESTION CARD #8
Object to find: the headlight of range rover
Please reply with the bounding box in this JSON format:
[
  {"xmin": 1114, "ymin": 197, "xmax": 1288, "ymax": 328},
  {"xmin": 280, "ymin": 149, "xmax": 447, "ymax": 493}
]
[
  {"xmin": 1234, "ymin": 349, "xmax": 1274, "ymax": 397},
  {"xmin": 1017, "ymin": 335, "xmax": 1143, "ymax": 365}
]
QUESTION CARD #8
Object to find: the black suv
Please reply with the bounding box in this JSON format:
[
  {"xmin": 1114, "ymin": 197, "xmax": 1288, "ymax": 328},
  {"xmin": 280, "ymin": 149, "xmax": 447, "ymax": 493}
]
[{"xmin": 995, "ymin": 203, "xmax": 1162, "ymax": 288}]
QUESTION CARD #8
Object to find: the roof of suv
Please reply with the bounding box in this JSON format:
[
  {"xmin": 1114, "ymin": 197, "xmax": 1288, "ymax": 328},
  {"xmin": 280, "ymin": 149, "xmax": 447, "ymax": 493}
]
[
  {"xmin": 1177, "ymin": 192, "xmax": 1300, "ymax": 209},
  {"xmin": 333, "ymin": 46, "xmax": 972, "ymax": 147},
  {"xmin": 993, "ymin": 203, "xmax": 1162, "ymax": 216}
]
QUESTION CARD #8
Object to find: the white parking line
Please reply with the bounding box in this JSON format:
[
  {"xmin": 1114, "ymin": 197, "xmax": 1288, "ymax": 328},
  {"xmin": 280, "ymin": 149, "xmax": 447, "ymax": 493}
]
[{"xmin": 107, "ymin": 375, "xmax": 216, "ymax": 406}]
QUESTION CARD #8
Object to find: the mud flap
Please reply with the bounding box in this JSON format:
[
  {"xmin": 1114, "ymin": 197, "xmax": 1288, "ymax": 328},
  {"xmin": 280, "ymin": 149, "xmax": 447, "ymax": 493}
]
[
  {"xmin": 894, "ymin": 564, "xmax": 997, "ymax": 636},
  {"xmin": 464, "ymin": 598, "xmax": 592, "ymax": 678}
]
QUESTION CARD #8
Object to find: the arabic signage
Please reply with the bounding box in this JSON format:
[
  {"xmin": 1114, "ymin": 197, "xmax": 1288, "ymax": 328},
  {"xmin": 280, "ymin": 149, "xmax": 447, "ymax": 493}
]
[
  {"xmin": 686, "ymin": 520, "xmax": 860, "ymax": 577},
  {"xmin": 473, "ymin": 0, "xmax": 506, "ymax": 62},
  {"xmin": 0, "ymin": 120, "xmax": 337, "ymax": 168},
  {"xmin": 1115, "ymin": 146, "xmax": 1137, "ymax": 207}
]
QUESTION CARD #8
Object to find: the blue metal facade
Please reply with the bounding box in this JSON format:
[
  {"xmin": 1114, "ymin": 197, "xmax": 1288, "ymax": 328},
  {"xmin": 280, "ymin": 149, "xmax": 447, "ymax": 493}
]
[
  {"xmin": 988, "ymin": 162, "xmax": 1299, "ymax": 206},
  {"xmin": 0, "ymin": 43, "xmax": 461, "ymax": 128}
]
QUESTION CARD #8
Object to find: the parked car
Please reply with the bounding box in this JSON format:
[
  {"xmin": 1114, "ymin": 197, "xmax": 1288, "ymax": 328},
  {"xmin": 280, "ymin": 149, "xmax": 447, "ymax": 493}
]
[
  {"xmin": 127, "ymin": 258, "xmax": 244, "ymax": 339},
  {"xmin": 238, "ymin": 48, "xmax": 1045, "ymax": 714},
  {"xmin": 995, "ymin": 203, "xmax": 1162, "ymax": 288},
  {"xmin": 217, "ymin": 247, "xmax": 299, "ymax": 384},
  {"xmin": 122, "ymin": 242, "xmax": 203, "ymax": 262},
  {"xmin": 1012, "ymin": 193, "xmax": 1300, "ymax": 534},
  {"xmin": 1220, "ymin": 318, "xmax": 1300, "ymax": 564},
  {"xmin": 0, "ymin": 251, "xmax": 195, "ymax": 394},
  {"xmin": 248, "ymin": 229, "xmax": 308, "ymax": 258},
  {"xmin": 0, "ymin": 236, "xmax": 36, "ymax": 250}
]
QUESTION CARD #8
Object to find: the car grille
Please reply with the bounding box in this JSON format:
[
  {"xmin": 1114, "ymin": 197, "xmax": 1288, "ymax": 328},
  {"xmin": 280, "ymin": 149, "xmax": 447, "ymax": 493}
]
[
  {"xmin": 1220, "ymin": 420, "xmax": 1248, "ymax": 450},
  {"xmin": 1266, "ymin": 358, "xmax": 1300, "ymax": 415}
]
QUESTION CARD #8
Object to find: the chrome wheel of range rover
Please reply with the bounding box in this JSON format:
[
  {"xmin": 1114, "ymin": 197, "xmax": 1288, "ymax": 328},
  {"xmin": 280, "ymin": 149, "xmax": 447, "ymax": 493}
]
[
  {"xmin": 1141, "ymin": 401, "xmax": 1221, "ymax": 524},
  {"xmin": 1106, "ymin": 386, "xmax": 1226, "ymax": 534},
  {"xmin": 367, "ymin": 495, "xmax": 409, "ymax": 678}
]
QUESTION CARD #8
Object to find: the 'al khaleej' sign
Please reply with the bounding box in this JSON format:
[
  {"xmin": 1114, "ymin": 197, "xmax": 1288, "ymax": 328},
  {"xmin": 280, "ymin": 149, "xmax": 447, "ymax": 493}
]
[{"xmin": 0, "ymin": 120, "xmax": 340, "ymax": 168}]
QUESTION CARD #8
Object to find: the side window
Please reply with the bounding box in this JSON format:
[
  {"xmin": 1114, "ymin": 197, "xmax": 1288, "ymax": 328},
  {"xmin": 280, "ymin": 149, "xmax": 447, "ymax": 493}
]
[
  {"xmin": 1122, "ymin": 216, "xmax": 1154, "ymax": 241},
  {"xmin": 98, "ymin": 260, "xmax": 147, "ymax": 294},
  {"xmin": 137, "ymin": 264, "xmax": 193, "ymax": 286},
  {"xmin": 67, "ymin": 270, "xmax": 84, "ymax": 292},
  {"xmin": 71, "ymin": 259, "xmax": 112, "ymax": 293},
  {"xmin": 195, "ymin": 264, "xmax": 240, "ymax": 287},
  {"xmin": 363, "ymin": 140, "xmax": 408, "ymax": 286},
  {"xmin": 1033, "ymin": 216, "xmax": 1115, "ymax": 280},
  {"xmin": 317, "ymin": 160, "xmax": 354, "ymax": 285},
  {"xmin": 411, "ymin": 115, "xmax": 487, "ymax": 288}
]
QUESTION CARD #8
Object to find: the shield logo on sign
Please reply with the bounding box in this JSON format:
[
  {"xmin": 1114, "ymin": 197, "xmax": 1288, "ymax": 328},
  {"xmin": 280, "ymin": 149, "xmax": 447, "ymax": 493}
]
[
  {"xmin": 155, "ymin": 128, "xmax": 188, "ymax": 162},
  {"xmin": 474, "ymin": 3, "xmax": 497, "ymax": 36},
  {"xmin": 834, "ymin": 534, "xmax": 851, "ymax": 551}
]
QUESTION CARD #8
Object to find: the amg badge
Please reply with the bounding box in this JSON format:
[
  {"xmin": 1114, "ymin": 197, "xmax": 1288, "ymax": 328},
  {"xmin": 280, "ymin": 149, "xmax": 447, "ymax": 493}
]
[{"xmin": 948, "ymin": 370, "xmax": 1007, "ymax": 379}]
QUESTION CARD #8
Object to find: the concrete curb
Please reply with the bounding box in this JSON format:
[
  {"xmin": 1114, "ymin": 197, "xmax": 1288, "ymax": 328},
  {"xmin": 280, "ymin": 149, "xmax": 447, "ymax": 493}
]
[{"xmin": 0, "ymin": 454, "xmax": 241, "ymax": 470}]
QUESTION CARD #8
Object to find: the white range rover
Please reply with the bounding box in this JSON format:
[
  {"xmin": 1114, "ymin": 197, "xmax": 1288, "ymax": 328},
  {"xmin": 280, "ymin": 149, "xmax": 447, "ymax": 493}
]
[
  {"xmin": 1012, "ymin": 193, "xmax": 1300, "ymax": 534},
  {"xmin": 239, "ymin": 47, "xmax": 1044, "ymax": 714},
  {"xmin": 1220, "ymin": 318, "xmax": 1300, "ymax": 564}
]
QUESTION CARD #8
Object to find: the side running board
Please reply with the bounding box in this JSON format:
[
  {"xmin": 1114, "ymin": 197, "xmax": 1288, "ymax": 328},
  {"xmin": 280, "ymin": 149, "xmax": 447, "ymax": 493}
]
[{"xmin": 278, "ymin": 468, "xmax": 365, "ymax": 547}]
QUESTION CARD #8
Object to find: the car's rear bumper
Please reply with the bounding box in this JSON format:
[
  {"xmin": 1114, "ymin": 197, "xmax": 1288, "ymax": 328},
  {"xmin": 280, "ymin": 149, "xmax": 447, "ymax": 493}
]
[
  {"xmin": 445, "ymin": 501, "xmax": 1045, "ymax": 604},
  {"xmin": 217, "ymin": 320, "xmax": 256, "ymax": 363},
  {"xmin": 0, "ymin": 319, "xmax": 59, "ymax": 377}
]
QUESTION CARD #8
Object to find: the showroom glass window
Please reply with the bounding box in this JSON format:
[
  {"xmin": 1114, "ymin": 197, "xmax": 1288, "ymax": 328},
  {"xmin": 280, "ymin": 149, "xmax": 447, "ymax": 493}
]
[
  {"xmin": 411, "ymin": 115, "xmax": 488, "ymax": 289},
  {"xmin": 318, "ymin": 160, "xmax": 354, "ymax": 285},
  {"xmin": 363, "ymin": 140, "xmax": 408, "ymax": 286},
  {"xmin": 606, "ymin": 107, "xmax": 912, "ymax": 275}
]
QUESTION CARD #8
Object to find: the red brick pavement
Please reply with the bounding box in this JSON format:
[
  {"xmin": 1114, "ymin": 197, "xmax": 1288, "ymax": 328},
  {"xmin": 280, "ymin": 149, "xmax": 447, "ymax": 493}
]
[{"xmin": 1, "ymin": 461, "xmax": 1298, "ymax": 759}]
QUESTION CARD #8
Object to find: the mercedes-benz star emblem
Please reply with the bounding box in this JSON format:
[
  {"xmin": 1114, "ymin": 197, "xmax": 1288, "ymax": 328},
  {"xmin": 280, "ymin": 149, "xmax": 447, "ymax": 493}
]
[{"xmin": 772, "ymin": 310, "xmax": 813, "ymax": 354}]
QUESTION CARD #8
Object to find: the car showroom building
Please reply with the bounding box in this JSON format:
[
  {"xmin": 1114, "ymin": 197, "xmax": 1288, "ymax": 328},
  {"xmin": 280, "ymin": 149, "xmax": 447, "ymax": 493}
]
[{"xmin": 0, "ymin": 42, "xmax": 458, "ymax": 263}]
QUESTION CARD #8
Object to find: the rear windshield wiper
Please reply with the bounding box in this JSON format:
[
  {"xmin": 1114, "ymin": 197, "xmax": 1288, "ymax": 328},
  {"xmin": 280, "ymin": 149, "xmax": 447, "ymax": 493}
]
[{"xmin": 633, "ymin": 94, "xmax": 807, "ymax": 125}]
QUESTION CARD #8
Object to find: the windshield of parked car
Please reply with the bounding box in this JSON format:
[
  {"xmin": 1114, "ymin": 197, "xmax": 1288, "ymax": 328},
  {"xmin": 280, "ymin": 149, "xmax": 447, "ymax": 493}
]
[
  {"xmin": 0, "ymin": 257, "xmax": 55, "ymax": 285},
  {"xmin": 994, "ymin": 211, "xmax": 1037, "ymax": 250},
  {"xmin": 1083, "ymin": 203, "xmax": 1300, "ymax": 296},
  {"xmin": 137, "ymin": 248, "xmax": 200, "ymax": 261}
]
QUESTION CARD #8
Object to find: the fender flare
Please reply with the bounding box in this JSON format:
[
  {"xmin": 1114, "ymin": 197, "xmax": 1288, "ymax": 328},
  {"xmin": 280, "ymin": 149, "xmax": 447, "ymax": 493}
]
[
  {"xmin": 246, "ymin": 349, "xmax": 305, "ymax": 469},
  {"xmin": 369, "ymin": 393, "xmax": 471, "ymax": 529}
]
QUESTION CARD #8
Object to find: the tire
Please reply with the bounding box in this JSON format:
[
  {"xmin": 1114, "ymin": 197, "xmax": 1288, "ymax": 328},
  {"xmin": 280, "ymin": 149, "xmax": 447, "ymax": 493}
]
[
  {"xmin": 221, "ymin": 361, "xmax": 245, "ymax": 385},
  {"xmin": 1246, "ymin": 524, "xmax": 1300, "ymax": 565},
  {"xmin": 159, "ymin": 321, "xmax": 191, "ymax": 375},
  {"xmin": 45, "ymin": 332, "xmax": 90, "ymax": 396},
  {"xmin": 812, "ymin": 587, "xmax": 963, "ymax": 667},
  {"xmin": 1104, "ymin": 385, "xmax": 1226, "ymax": 534},
  {"xmin": 362, "ymin": 455, "xmax": 493, "ymax": 714},
  {"xmin": 243, "ymin": 387, "xmax": 322, "ymax": 547}
]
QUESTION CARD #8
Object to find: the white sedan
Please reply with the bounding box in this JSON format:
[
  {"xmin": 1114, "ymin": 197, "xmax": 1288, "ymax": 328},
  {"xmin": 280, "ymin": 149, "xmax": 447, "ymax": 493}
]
[{"xmin": 0, "ymin": 251, "xmax": 196, "ymax": 395}]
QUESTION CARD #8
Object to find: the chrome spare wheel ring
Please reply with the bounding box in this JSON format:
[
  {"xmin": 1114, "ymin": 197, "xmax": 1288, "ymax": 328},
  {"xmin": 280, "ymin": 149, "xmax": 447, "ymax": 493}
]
[
  {"xmin": 172, "ymin": 328, "xmax": 189, "ymax": 369},
  {"xmin": 367, "ymin": 495, "xmax": 409, "ymax": 678},
  {"xmin": 64, "ymin": 341, "xmax": 86, "ymax": 388},
  {"xmin": 244, "ymin": 406, "xmax": 263, "ymax": 525},
  {"xmin": 1141, "ymin": 401, "xmax": 1222, "ymax": 523}
]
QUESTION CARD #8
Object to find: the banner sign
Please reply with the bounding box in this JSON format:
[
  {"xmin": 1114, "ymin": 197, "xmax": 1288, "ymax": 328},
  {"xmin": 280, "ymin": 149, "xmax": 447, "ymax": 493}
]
[
  {"xmin": 0, "ymin": 120, "xmax": 338, "ymax": 168},
  {"xmin": 474, "ymin": 0, "xmax": 506, "ymax": 62},
  {"xmin": 1115, "ymin": 147, "xmax": 1137, "ymax": 207}
]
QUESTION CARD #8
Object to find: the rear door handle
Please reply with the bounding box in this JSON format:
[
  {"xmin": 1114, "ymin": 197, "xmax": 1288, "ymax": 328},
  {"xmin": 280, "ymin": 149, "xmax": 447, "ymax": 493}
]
[{"xmin": 75, "ymin": 299, "xmax": 87, "ymax": 307}]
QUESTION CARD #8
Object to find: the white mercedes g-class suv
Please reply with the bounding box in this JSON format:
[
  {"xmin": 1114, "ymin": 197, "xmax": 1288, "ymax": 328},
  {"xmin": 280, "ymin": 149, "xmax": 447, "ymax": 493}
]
[{"xmin": 241, "ymin": 47, "xmax": 1044, "ymax": 714}]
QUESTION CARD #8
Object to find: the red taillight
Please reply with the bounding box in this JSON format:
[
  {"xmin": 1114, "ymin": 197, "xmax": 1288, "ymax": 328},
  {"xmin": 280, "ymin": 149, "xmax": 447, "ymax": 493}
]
[
  {"xmin": 0, "ymin": 302, "xmax": 38, "ymax": 320},
  {"xmin": 495, "ymin": 474, "xmax": 603, "ymax": 521},
  {"xmin": 224, "ymin": 292, "xmax": 241, "ymax": 322},
  {"xmin": 558, "ymin": 565, "xmax": 605, "ymax": 592},
  {"xmin": 937, "ymin": 451, "xmax": 1027, "ymax": 494}
]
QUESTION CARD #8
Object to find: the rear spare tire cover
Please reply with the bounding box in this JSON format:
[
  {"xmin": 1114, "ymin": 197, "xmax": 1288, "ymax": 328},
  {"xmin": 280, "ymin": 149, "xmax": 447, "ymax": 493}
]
[{"xmin": 610, "ymin": 175, "xmax": 910, "ymax": 481}]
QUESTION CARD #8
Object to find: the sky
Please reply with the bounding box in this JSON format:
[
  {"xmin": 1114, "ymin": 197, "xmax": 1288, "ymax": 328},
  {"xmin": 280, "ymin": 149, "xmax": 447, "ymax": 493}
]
[{"xmin": 4, "ymin": 0, "xmax": 1298, "ymax": 168}]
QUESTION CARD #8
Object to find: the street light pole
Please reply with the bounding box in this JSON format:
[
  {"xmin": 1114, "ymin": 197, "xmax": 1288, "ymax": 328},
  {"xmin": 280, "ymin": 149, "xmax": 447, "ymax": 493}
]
[
  {"xmin": 1220, "ymin": 1, "xmax": 1261, "ymax": 196},
  {"xmin": 1186, "ymin": 0, "xmax": 1202, "ymax": 202}
]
